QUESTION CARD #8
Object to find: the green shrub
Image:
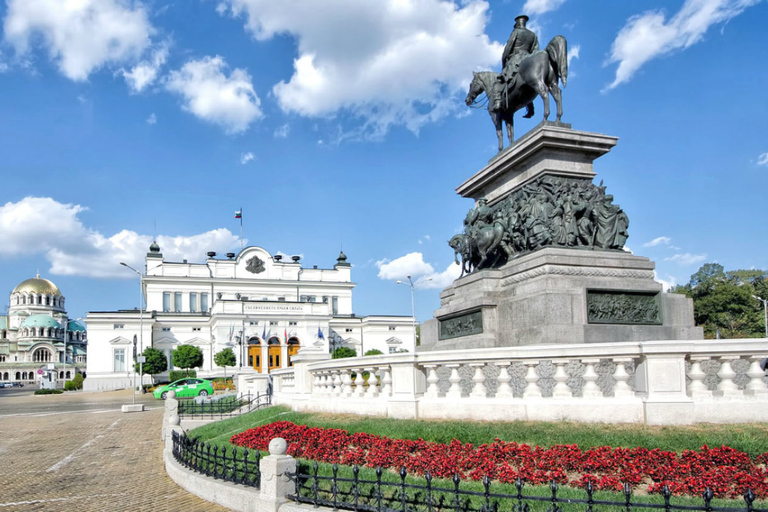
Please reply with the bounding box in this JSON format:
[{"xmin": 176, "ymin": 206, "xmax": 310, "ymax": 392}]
[
  {"xmin": 364, "ymin": 349, "xmax": 383, "ymax": 356},
  {"xmin": 332, "ymin": 347, "xmax": 357, "ymax": 359},
  {"xmin": 64, "ymin": 373, "xmax": 84, "ymax": 391},
  {"xmin": 169, "ymin": 369, "xmax": 196, "ymax": 382},
  {"xmin": 35, "ymin": 389, "xmax": 63, "ymax": 395}
]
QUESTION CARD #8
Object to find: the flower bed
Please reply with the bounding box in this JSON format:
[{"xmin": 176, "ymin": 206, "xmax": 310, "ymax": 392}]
[{"xmin": 231, "ymin": 421, "xmax": 768, "ymax": 499}]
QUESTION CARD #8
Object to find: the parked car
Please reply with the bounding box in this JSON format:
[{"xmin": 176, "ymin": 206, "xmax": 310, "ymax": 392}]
[
  {"xmin": 153, "ymin": 378, "xmax": 214, "ymax": 400},
  {"xmin": 0, "ymin": 382, "xmax": 24, "ymax": 388}
]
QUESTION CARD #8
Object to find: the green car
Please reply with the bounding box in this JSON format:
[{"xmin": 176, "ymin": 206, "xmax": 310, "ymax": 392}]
[{"xmin": 154, "ymin": 378, "xmax": 214, "ymax": 400}]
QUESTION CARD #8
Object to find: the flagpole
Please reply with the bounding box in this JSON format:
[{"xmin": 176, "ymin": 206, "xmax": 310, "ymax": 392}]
[{"xmin": 240, "ymin": 206, "xmax": 243, "ymax": 250}]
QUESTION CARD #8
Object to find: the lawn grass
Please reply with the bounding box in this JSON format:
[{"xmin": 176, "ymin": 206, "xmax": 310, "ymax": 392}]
[{"xmin": 189, "ymin": 405, "xmax": 768, "ymax": 457}]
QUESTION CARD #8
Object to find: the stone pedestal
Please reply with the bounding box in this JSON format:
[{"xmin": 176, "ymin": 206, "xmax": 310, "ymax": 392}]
[{"xmin": 420, "ymin": 122, "xmax": 702, "ymax": 351}]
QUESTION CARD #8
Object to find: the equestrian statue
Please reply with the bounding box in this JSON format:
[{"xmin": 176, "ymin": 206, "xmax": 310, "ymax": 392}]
[{"xmin": 465, "ymin": 15, "xmax": 568, "ymax": 152}]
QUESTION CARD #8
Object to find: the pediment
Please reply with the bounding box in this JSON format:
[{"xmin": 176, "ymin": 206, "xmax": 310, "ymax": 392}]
[
  {"xmin": 184, "ymin": 337, "xmax": 210, "ymax": 346},
  {"xmin": 109, "ymin": 336, "xmax": 132, "ymax": 345},
  {"xmin": 344, "ymin": 337, "xmax": 360, "ymax": 345},
  {"xmin": 386, "ymin": 337, "xmax": 403, "ymax": 345},
  {"xmin": 154, "ymin": 336, "xmax": 177, "ymax": 345}
]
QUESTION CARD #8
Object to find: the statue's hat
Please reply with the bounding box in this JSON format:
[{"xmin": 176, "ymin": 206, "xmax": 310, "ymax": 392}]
[{"xmin": 515, "ymin": 14, "xmax": 529, "ymax": 24}]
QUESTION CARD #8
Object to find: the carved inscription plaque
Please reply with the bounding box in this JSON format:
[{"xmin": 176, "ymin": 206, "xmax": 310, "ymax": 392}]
[
  {"xmin": 587, "ymin": 290, "xmax": 661, "ymax": 325},
  {"xmin": 439, "ymin": 310, "xmax": 483, "ymax": 340}
]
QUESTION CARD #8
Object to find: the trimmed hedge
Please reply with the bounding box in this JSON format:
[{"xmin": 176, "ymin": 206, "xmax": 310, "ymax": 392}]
[{"xmin": 35, "ymin": 389, "xmax": 63, "ymax": 395}]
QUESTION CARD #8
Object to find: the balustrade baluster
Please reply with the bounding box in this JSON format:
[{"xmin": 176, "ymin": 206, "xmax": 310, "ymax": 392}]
[
  {"xmin": 445, "ymin": 364, "xmax": 462, "ymax": 399},
  {"xmin": 552, "ymin": 360, "xmax": 572, "ymax": 398},
  {"xmin": 341, "ymin": 369, "xmax": 354, "ymax": 396},
  {"xmin": 469, "ymin": 363, "xmax": 487, "ymax": 398},
  {"xmin": 365, "ymin": 367, "xmax": 379, "ymax": 397},
  {"xmin": 715, "ymin": 356, "xmax": 742, "ymax": 397},
  {"xmin": 687, "ymin": 356, "xmax": 711, "ymax": 397},
  {"xmin": 745, "ymin": 356, "xmax": 768, "ymax": 395},
  {"xmin": 581, "ymin": 358, "xmax": 602, "ymax": 398},
  {"xmin": 354, "ymin": 368, "xmax": 366, "ymax": 397},
  {"xmin": 332, "ymin": 371, "xmax": 343, "ymax": 396},
  {"xmin": 380, "ymin": 366, "xmax": 393, "ymax": 396},
  {"xmin": 496, "ymin": 362, "xmax": 514, "ymax": 398},
  {"xmin": 423, "ymin": 364, "xmax": 440, "ymax": 398},
  {"xmin": 522, "ymin": 361, "xmax": 542, "ymax": 398},
  {"xmin": 612, "ymin": 358, "xmax": 634, "ymax": 398}
]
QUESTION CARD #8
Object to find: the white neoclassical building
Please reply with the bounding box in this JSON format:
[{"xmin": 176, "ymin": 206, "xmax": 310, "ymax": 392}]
[
  {"xmin": 84, "ymin": 243, "xmax": 414, "ymax": 391},
  {"xmin": 0, "ymin": 275, "xmax": 87, "ymax": 385}
]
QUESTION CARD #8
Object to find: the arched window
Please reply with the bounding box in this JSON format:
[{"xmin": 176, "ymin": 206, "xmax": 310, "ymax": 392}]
[
  {"xmin": 66, "ymin": 371, "xmax": 71, "ymax": 379},
  {"xmin": 15, "ymin": 372, "xmax": 21, "ymax": 380},
  {"xmin": 2, "ymin": 372, "xmax": 8, "ymax": 380},
  {"xmin": 59, "ymin": 371, "xmax": 64, "ymax": 379},
  {"xmin": 22, "ymin": 372, "xmax": 27, "ymax": 380},
  {"xmin": 33, "ymin": 348, "xmax": 51, "ymax": 362}
]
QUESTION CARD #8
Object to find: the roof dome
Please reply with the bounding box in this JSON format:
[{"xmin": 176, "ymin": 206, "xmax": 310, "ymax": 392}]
[
  {"xmin": 13, "ymin": 277, "xmax": 61, "ymax": 296},
  {"xmin": 149, "ymin": 241, "xmax": 160, "ymax": 253},
  {"xmin": 68, "ymin": 320, "xmax": 86, "ymax": 332},
  {"xmin": 20, "ymin": 314, "xmax": 61, "ymax": 329}
]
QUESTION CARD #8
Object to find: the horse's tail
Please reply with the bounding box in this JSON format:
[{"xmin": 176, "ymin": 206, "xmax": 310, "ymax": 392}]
[{"xmin": 546, "ymin": 35, "xmax": 568, "ymax": 88}]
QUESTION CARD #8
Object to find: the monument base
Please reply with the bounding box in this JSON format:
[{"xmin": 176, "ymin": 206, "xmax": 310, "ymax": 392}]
[{"xmin": 420, "ymin": 247, "xmax": 702, "ymax": 351}]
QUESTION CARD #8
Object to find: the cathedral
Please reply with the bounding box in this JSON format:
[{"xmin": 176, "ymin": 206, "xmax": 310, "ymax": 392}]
[{"xmin": 0, "ymin": 275, "xmax": 87, "ymax": 385}]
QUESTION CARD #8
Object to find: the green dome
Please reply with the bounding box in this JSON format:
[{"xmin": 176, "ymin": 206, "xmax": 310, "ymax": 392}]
[
  {"xmin": 68, "ymin": 320, "xmax": 86, "ymax": 332},
  {"xmin": 13, "ymin": 277, "xmax": 61, "ymax": 296},
  {"xmin": 20, "ymin": 314, "xmax": 61, "ymax": 329}
]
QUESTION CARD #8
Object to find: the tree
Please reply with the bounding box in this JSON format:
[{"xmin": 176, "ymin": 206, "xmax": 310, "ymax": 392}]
[
  {"xmin": 332, "ymin": 347, "xmax": 357, "ymax": 359},
  {"xmin": 670, "ymin": 263, "xmax": 767, "ymax": 339},
  {"xmin": 134, "ymin": 347, "xmax": 168, "ymax": 384},
  {"xmin": 214, "ymin": 348, "xmax": 237, "ymax": 380},
  {"xmin": 172, "ymin": 345, "xmax": 204, "ymax": 377},
  {"xmin": 364, "ymin": 349, "xmax": 383, "ymax": 356}
]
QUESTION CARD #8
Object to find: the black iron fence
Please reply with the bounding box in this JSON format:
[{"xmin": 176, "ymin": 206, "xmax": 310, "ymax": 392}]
[
  {"xmin": 171, "ymin": 430, "xmax": 261, "ymax": 488},
  {"xmin": 177, "ymin": 392, "xmax": 271, "ymax": 419},
  {"xmin": 287, "ymin": 462, "xmax": 767, "ymax": 512}
]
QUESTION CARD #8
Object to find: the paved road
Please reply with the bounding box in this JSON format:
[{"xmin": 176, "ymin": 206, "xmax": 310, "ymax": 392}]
[{"xmin": 0, "ymin": 390, "xmax": 230, "ymax": 511}]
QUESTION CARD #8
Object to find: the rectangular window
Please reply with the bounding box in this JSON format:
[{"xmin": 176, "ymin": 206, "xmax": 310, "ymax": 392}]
[
  {"xmin": 174, "ymin": 292, "xmax": 182, "ymax": 312},
  {"xmin": 332, "ymin": 296, "xmax": 339, "ymax": 315},
  {"xmin": 162, "ymin": 327, "xmax": 171, "ymax": 332},
  {"xmin": 389, "ymin": 326, "xmax": 396, "ymax": 331},
  {"xmin": 278, "ymin": 297, "xmax": 286, "ymax": 302},
  {"xmin": 163, "ymin": 292, "xmax": 171, "ymax": 312},
  {"xmin": 270, "ymin": 320, "xmax": 278, "ymax": 326},
  {"xmin": 113, "ymin": 324, "xmax": 125, "ymax": 329},
  {"xmin": 289, "ymin": 321, "xmax": 297, "ymax": 326},
  {"xmin": 192, "ymin": 327, "xmax": 201, "ymax": 332},
  {"xmin": 189, "ymin": 292, "xmax": 198, "ymax": 312},
  {"xmin": 114, "ymin": 349, "xmax": 126, "ymax": 372},
  {"xmin": 308, "ymin": 295, "xmax": 316, "ymax": 302},
  {"xmin": 345, "ymin": 328, "xmax": 353, "ymax": 333},
  {"xmin": 389, "ymin": 347, "xmax": 397, "ymax": 354},
  {"xmin": 201, "ymin": 293, "xmax": 209, "ymax": 311},
  {"xmin": 300, "ymin": 295, "xmax": 308, "ymax": 302}
]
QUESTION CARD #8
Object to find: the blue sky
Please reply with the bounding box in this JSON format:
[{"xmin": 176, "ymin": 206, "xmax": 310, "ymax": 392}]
[{"xmin": 0, "ymin": 0, "xmax": 766, "ymax": 323}]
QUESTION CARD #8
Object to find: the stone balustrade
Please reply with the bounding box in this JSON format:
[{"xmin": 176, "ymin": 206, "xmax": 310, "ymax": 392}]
[{"xmin": 266, "ymin": 339, "xmax": 768, "ymax": 425}]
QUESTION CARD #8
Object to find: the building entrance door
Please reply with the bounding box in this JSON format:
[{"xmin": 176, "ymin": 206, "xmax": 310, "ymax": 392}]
[
  {"xmin": 248, "ymin": 344, "xmax": 262, "ymax": 373},
  {"xmin": 268, "ymin": 339, "xmax": 281, "ymax": 372},
  {"xmin": 287, "ymin": 338, "xmax": 300, "ymax": 367}
]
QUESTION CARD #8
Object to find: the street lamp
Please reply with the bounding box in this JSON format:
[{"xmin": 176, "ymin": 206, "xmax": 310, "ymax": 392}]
[
  {"xmin": 120, "ymin": 262, "xmax": 144, "ymax": 401},
  {"xmin": 753, "ymin": 295, "xmax": 768, "ymax": 338},
  {"xmin": 396, "ymin": 275, "xmax": 432, "ymax": 349}
]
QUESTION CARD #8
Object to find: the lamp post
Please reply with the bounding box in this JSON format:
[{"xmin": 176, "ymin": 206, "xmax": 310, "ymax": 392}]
[
  {"xmin": 753, "ymin": 295, "xmax": 768, "ymax": 338},
  {"xmin": 397, "ymin": 276, "xmax": 416, "ymax": 348},
  {"xmin": 120, "ymin": 262, "xmax": 144, "ymax": 398}
]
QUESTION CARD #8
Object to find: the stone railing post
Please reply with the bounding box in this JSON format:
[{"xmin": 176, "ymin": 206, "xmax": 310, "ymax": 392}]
[
  {"xmin": 162, "ymin": 390, "xmax": 179, "ymax": 441},
  {"xmin": 259, "ymin": 438, "xmax": 296, "ymax": 512},
  {"xmin": 385, "ymin": 358, "xmax": 425, "ymax": 419}
]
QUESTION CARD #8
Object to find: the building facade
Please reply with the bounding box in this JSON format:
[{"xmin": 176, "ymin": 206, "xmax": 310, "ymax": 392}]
[
  {"xmin": 0, "ymin": 275, "xmax": 87, "ymax": 385},
  {"xmin": 84, "ymin": 244, "xmax": 414, "ymax": 391}
]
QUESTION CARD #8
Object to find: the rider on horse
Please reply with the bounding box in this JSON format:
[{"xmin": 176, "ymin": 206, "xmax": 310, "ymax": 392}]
[{"xmin": 493, "ymin": 15, "xmax": 538, "ymax": 118}]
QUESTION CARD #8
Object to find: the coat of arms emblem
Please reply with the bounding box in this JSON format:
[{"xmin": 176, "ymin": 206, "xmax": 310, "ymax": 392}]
[{"xmin": 245, "ymin": 256, "xmax": 265, "ymax": 274}]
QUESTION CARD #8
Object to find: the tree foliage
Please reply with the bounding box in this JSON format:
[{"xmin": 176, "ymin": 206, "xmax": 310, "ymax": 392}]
[
  {"xmin": 172, "ymin": 344, "xmax": 204, "ymax": 371},
  {"xmin": 214, "ymin": 348, "xmax": 237, "ymax": 380},
  {"xmin": 670, "ymin": 263, "xmax": 767, "ymax": 339},
  {"xmin": 364, "ymin": 349, "xmax": 384, "ymax": 356},
  {"xmin": 134, "ymin": 347, "xmax": 168, "ymax": 376},
  {"xmin": 332, "ymin": 347, "xmax": 357, "ymax": 359}
]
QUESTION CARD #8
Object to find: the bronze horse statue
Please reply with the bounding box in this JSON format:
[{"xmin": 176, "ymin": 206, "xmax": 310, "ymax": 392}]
[
  {"xmin": 465, "ymin": 35, "xmax": 568, "ymax": 152},
  {"xmin": 449, "ymin": 221, "xmax": 507, "ymax": 276}
]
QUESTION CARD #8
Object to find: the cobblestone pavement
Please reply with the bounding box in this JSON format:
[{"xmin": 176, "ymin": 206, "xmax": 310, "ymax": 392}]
[{"xmin": 0, "ymin": 390, "xmax": 230, "ymax": 511}]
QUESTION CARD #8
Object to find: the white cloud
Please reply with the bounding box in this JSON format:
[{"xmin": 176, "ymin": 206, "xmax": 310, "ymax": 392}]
[
  {"xmin": 218, "ymin": 0, "xmax": 501, "ymax": 138},
  {"xmin": 567, "ymin": 44, "xmax": 580, "ymax": 65},
  {"xmin": 523, "ymin": 0, "xmax": 568, "ymax": 15},
  {"xmin": 605, "ymin": 0, "xmax": 762, "ymax": 90},
  {"xmin": 643, "ymin": 236, "xmax": 672, "ymax": 247},
  {"xmin": 654, "ymin": 271, "xmax": 677, "ymax": 292},
  {"xmin": 146, "ymin": 113, "xmax": 157, "ymax": 124},
  {"xmin": 274, "ymin": 124, "xmax": 290, "ymax": 138},
  {"xmin": 240, "ymin": 151, "xmax": 255, "ymax": 164},
  {"xmin": 758, "ymin": 152, "xmax": 768, "ymax": 166},
  {"xmin": 3, "ymin": 0, "xmax": 154, "ymax": 81},
  {"xmin": 419, "ymin": 262, "xmax": 461, "ymax": 290},
  {"xmin": 0, "ymin": 197, "xmax": 241, "ymax": 278},
  {"xmin": 376, "ymin": 252, "xmax": 435, "ymax": 281},
  {"xmin": 165, "ymin": 55, "xmax": 263, "ymax": 134},
  {"xmin": 122, "ymin": 42, "xmax": 168, "ymax": 93},
  {"xmin": 665, "ymin": 253, "xmax": 707, "ymax": 266}
]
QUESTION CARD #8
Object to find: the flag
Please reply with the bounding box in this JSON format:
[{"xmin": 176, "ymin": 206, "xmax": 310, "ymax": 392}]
[
  {"xmin": 262, "ymin": 325, "xmax": 266, "ymax": 341},
  {"xmin": 317, "ymin": 327, "xmax": 325, "ymax": 340},
  {"xmin": 235, "ymin": 209, "xmax": 242, "ymax": 219},
  {"xmin": 284, "ymin": 328, "xmax": 288, "ymax": 342},
  {"xmin": 228, "ymin": 325, "xmax": 234, "ymax": 341}
]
